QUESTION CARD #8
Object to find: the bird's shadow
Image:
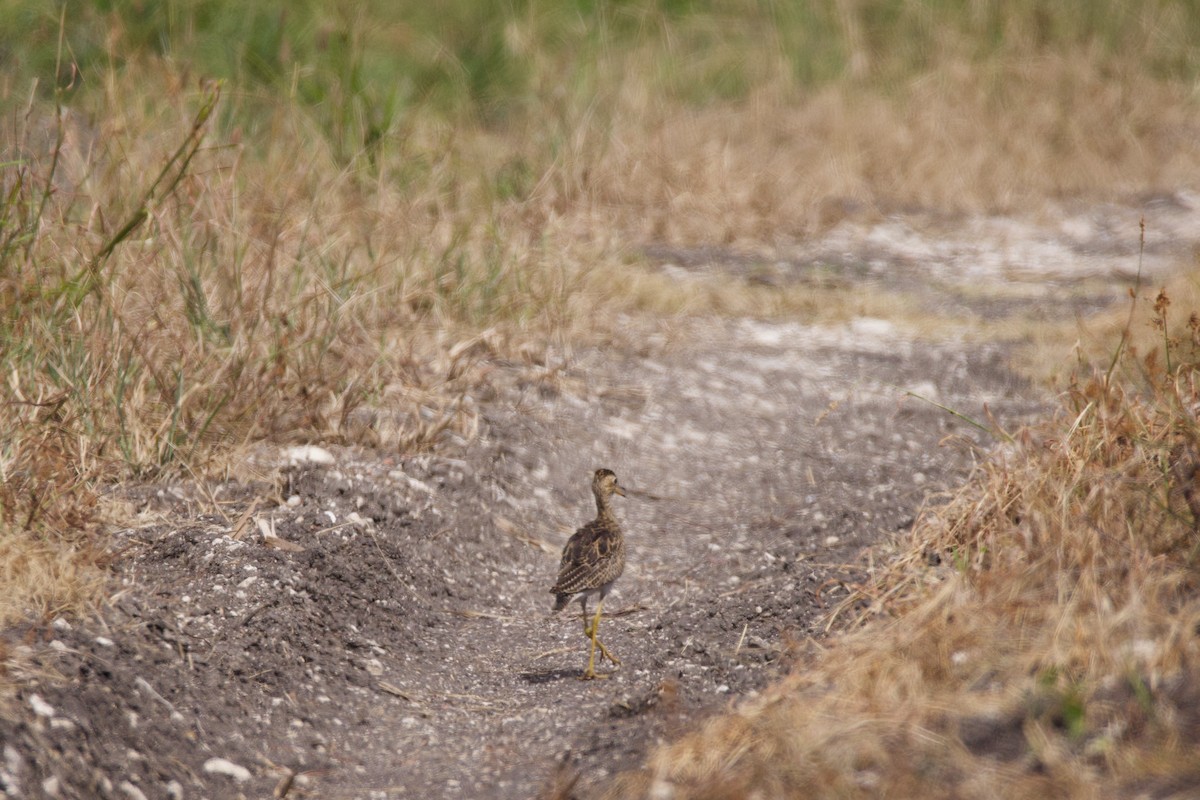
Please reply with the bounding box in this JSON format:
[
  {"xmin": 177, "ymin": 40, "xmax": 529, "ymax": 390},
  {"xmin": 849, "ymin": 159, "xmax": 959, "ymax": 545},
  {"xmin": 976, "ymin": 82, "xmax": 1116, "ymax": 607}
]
[{"xmin": 519, "ymin": 668, "xmax": 580, "ymax": 684}]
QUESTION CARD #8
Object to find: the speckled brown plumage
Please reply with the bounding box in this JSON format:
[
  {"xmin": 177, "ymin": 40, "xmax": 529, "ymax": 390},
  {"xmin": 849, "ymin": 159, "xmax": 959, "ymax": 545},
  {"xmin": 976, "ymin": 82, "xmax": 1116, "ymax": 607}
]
[{"xmin": 549, "ymin": 468, "xmax": 627, "ymax": 679}]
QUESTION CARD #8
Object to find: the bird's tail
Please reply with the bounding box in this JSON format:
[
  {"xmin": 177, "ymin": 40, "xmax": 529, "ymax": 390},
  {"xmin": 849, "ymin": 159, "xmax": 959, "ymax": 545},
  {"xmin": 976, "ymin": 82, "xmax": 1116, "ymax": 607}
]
[{"xmin": 551, "ymin": 593, "xmax": 571, "ymax": 613}]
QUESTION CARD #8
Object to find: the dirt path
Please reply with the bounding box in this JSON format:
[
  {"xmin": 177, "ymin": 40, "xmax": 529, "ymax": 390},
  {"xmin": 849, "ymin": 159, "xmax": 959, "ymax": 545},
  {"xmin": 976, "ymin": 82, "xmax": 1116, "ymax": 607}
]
[
  {"xmin": 2, "ymin": 198, "xmax": 1196, "ymax": 800},
  {"xmin": 393, "ymin": 318, "xmax": 1042, "ymax": 799}
]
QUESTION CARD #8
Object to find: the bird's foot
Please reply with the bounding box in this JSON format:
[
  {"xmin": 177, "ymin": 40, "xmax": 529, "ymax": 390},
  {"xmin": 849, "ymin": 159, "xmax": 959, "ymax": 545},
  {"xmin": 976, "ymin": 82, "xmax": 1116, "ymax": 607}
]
[{"xmin": 596, "ymin": 640, "xmax": 621, "ymax": 667}]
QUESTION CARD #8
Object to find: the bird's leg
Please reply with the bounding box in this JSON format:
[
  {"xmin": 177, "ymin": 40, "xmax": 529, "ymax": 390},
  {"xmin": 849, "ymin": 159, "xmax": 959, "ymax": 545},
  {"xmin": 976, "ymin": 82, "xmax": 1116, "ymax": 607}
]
[
  {"xmin": 577, "ymin": 598, "xmax": 600, "ymax": 680},
  {"xmin": 577, "ymin": 598, "xmax": 620, "ymax": 680},
  {"xmin": 589, "ymin": 599, "xmax": 621, "ymax": 668},
  {"xmin": 578, "ymin": 597, "xmax": 605, "ymax": 680}
]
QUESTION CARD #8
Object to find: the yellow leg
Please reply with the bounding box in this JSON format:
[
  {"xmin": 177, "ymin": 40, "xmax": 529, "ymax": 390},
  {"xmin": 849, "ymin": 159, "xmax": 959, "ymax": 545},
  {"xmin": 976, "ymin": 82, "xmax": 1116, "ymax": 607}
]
[
  {"xmin": 579, "ymin": 599, "xmax": 620, "ymax": 680},
  {"xmin": 591, "ymin": 602, "xmax": 621, "ymax": 667}
]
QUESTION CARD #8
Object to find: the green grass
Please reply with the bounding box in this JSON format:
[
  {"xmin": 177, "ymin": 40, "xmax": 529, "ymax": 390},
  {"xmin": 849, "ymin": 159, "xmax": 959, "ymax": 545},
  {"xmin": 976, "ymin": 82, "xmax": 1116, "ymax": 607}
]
[{"xmin": 6, "ymin": 1, "xmax": 1200, "ymax": 157}]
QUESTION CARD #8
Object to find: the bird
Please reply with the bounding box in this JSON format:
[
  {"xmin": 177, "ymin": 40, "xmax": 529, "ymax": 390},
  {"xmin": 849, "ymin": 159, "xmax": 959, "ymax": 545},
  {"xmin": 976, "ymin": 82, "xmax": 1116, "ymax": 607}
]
[{"xmin": 550, "ymin": 468, "xmax": 628, "ymax": 680}]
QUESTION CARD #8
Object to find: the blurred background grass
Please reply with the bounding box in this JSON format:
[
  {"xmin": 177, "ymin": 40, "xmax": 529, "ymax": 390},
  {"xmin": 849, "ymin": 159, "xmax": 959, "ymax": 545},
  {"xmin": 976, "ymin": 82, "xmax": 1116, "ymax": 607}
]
[
  {"xmin": 6, "ymin": 1, "xmax": 1200, "ymax": 160},
  {"xmin": 2, "ymin": 0, "xmax": 1200, "ymax": 637}
]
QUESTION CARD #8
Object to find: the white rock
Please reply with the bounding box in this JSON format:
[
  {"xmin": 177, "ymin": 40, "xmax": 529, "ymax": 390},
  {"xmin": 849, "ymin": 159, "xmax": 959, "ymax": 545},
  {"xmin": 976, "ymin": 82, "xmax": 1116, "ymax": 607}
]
[
  {"xmin": 95, "ymin": 636, "xmax": 114, "ymax": 647},
  {"xmin": 28, "ymin": 694, "xmax": 55, "ymax": 718},
  {"xmin": 849, "ymin": 317, "xmax": 896, "ymax": 340},
  {"xmin": 203, "ymin": 757, "xmax": 251, "ymax": 782},
  {"xmin": 5, "ymin": 744, "xmax": 23, "ymax": 776},
  {"xmin": 396, "ymin": 473, "xmax": 435, "ymax": 494},
  {"xmin": 648, "ymin": 778, "xmax": 674, "ymax": 800},
  {"xmin": 285, "ymin": 445, "xmax": 335, "ymax": 466},
  {"xmin": 905, "ymin": 380, "xmax": 940, "ymax": 403},
  {"xmin": 119, "ymin": 781, "xmax": 149, "ymax": 800},
  {"xmin": 286, "ymin": 494, "xmax": 302, "ymax": 507}
]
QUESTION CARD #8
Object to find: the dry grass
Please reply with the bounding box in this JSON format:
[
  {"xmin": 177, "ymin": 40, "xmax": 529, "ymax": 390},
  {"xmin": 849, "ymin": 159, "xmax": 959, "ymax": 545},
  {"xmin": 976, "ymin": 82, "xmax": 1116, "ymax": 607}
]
[
  {"xmin": 575, "ymin": 54, "xmax": 1200, "ymax": 247},
  {"xmin": 2, "ymin": 77, "xmax": 543, "ymax": 627},
  {"xmin": 605, "ymin": 290, "xmax": 1200, "ymax": 798},
  {"xmin": 3, "ymin": 0, "xmax": 1200, "ymax": 699}
]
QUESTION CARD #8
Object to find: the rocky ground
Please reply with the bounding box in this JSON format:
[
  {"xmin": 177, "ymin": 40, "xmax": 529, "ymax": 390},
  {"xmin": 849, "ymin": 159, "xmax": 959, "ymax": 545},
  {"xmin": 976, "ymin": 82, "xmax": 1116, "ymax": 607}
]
[{"xmin": 2, "ymin": 196, "xmax": 1197, "ymax": 799}]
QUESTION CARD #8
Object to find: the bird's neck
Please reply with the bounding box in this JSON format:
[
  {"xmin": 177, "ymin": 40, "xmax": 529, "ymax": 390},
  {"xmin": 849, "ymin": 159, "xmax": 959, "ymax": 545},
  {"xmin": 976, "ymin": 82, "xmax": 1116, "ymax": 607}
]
[{"xmin": 594, "ymin": 493, "xmax": 616, "ymax": 523}]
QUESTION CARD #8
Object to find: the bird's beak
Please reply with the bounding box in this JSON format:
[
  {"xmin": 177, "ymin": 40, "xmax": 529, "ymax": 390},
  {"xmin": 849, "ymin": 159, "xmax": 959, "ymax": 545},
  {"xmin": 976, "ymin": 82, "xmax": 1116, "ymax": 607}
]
[{"xmin": 614, "ymin": 483, "xmax": 627, "ymax": 497}]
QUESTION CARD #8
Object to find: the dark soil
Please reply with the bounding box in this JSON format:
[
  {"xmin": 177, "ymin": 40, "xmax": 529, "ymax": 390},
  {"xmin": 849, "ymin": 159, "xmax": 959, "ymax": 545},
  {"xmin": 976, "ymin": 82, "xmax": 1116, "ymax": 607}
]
[{"xmin": 0, "ymin": 310, "xmax": 1047, "ymax": 800}]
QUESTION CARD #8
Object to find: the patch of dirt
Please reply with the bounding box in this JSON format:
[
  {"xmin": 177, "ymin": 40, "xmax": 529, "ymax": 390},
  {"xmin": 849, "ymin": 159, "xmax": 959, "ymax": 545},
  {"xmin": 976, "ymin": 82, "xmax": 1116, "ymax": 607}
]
[
  {"xmin": 646, "ymin": 191, "xmax": 1200, "ymax": 319},
  {"xmin": 5, "ymin": 200, "xmax": 1182, "ymax": 799},
  {"xmin": 0, "ymin": 323, "xmax": 1038, "ymax": 799}
]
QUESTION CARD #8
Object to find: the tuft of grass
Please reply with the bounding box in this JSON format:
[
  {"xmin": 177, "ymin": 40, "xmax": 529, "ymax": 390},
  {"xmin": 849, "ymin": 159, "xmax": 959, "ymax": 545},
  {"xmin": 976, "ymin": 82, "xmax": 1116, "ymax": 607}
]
[
  {"xmin": 0, "ymin": 71, "xmax": 560, "ymax": 628},
  {"xmin": 604, "ymin": 288, "xmax": 1200, "ymax": 797}
]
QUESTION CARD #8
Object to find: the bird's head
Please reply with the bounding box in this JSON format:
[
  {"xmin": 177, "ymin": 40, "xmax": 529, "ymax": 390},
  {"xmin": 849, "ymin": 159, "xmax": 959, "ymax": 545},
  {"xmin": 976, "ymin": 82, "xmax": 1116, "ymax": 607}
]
[{"xmin": 592, "ymin": 468, "xmax": 626, "ymax": 499}]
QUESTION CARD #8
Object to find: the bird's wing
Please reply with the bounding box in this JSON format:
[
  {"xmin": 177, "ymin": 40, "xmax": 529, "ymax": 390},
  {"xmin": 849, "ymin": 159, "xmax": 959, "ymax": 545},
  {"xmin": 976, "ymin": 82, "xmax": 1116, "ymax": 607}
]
[{"xmin": 552, "ymin": 519, "xmax": 618, "ymax": 593}]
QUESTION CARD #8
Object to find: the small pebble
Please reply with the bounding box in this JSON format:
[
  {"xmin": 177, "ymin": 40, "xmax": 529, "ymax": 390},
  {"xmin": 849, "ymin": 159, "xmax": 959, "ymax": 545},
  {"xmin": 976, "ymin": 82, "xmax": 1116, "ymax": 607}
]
[
  {"xmin": 29, "ymin": 694, "xmax": 56, "ymax": 718},
  {"xmin": 203, "ymin": 757, "xmax": 251, "ymax": 783},
  {"xmin": 119, "ymin": 781, "xmax": 149, "ymax": 800},
  {"xmin": 285, "ymin": 445, "xmax": 334, "ymax": 466}
]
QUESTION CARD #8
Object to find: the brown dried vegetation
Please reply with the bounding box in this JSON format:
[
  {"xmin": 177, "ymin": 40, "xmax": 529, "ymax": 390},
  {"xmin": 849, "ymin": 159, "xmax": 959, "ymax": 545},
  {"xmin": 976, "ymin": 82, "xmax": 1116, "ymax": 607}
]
[{"xmin": 608, "ymin": 290, "xmax": 1200, "ymax": 797}]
